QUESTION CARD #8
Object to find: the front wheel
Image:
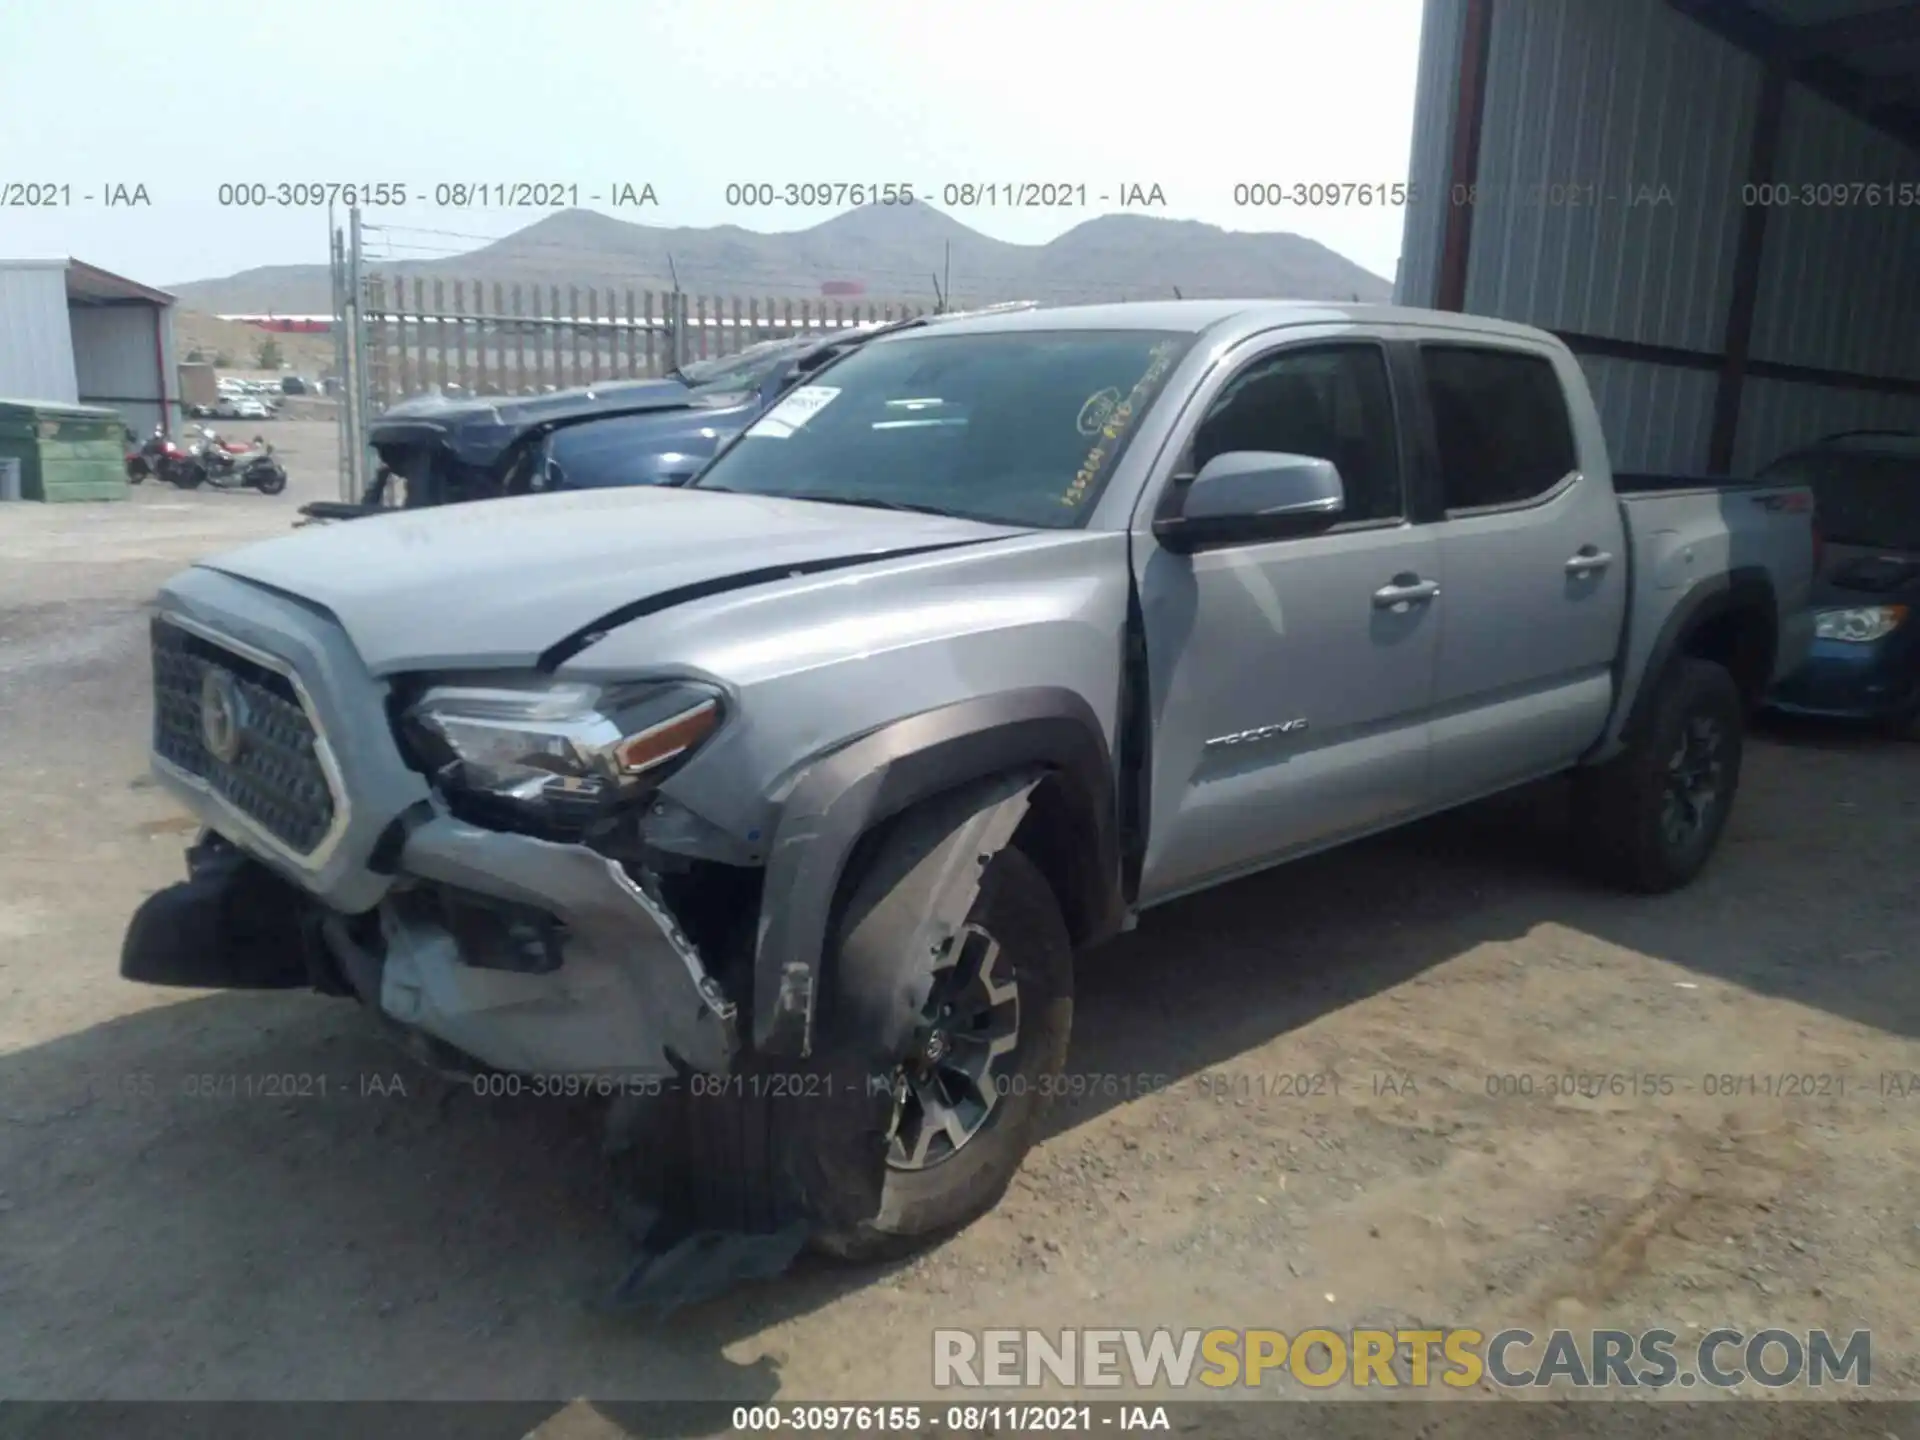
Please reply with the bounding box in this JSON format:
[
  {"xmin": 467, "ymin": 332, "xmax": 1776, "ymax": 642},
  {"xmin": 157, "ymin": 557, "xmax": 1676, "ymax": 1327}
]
[
  {"xmin": 1577, "ymin": 658, "xmax": 1745, "ymax": 893},
  {"xmin": 631, "ymin": 845, "xmax": 1074, "ymax": 1265},
  {"xmin": 814, "ymin": 845, "xmax": 1073, "ymax": 1260},
  {"xmin": 170, "ymin": 464, "xmax": 204, "ymax": 490}
]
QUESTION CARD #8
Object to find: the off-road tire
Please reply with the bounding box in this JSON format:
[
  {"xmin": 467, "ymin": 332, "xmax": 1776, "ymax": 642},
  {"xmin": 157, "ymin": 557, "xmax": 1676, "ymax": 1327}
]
[
  {"xmin": 638, "ymin": 846, "xmax": 1074, "ymax": 1264},
  {"xmin": 810, "ymin": 845, "xmax": 1074, "ymax": 1262},
  {"xmin": 1578, "ymin": 658, "xmax": 1745, "ymax": 893}
]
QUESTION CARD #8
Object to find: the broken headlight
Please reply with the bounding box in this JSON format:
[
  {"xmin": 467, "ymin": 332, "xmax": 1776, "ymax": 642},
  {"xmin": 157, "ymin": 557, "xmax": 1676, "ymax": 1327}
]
[{"xmin": 403, "ymin": 678, "xmax": 722, "ymax": 829}]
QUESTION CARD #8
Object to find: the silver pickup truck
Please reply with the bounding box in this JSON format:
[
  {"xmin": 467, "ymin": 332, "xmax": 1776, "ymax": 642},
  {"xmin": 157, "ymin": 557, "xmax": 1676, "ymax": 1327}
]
[{"xmin": 123, "ymin": 300, "xmax": 1815, "ymax": 1261}]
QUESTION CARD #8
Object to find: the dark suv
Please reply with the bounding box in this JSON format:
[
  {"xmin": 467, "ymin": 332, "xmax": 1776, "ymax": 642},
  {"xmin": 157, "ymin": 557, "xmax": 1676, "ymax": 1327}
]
[{"xmin": 1762, "ymin": 431, "xmax": 1920, "ymax": 737}]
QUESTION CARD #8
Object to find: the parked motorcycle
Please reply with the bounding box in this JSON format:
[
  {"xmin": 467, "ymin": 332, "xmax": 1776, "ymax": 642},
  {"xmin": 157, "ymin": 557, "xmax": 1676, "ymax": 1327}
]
[
  {"xmin": 130, "ymin": 426, "xmax": 203, "ymax": 488},
  {"xmin": 189, "ymin": 426, "xmax": 288, "ymax": 495}
]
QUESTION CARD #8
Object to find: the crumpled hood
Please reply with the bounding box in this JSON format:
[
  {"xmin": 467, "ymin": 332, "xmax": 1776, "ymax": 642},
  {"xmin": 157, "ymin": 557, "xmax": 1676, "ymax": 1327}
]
[{"xmin": 196, "ymin": 486, "xmax": 1023, "ymax": 674}]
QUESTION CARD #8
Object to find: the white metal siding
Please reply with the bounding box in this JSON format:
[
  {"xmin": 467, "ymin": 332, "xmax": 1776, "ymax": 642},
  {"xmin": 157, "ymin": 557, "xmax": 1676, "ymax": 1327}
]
[
  {"xmin": 1395, "ymin": 0, "xmax": 1468, "ymax": 309},
  {"xmin": 1751, "ymin": 87, "xmax": 1920, "ymax": 382},
  {"xmin": 1403, "ymin": 0, "xmax": 1920, "ymax": 476},
  {"xmin": 0, "ymin": 264, "xmax": 79, "ymax": 403},
  {"xmin": 1463, "ymin": 0, "xmax": 1757, "ymax": 351},
  {"xmin": 70, "ymin": 303, "xmax": 181, "ymax": 435},
  {"xmin": 1576, "ymin": 353, "xmax": 1719, "ymax": 472},
  {"xmin": 1734, "ymin": 378, "xmax": 1920, "ymax": 473}
]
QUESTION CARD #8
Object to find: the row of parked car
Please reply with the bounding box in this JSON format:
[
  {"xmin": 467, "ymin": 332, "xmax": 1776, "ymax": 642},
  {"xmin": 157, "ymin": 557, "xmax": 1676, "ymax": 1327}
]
[{"xmin": 190, "ymin": 376, "xmax": 316, "ymax": 421}]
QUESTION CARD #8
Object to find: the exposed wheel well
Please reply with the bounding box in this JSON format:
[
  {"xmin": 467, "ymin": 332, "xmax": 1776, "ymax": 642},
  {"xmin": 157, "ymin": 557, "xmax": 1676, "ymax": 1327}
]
[
  {"xmin": 1679, "ymin": 602, "xmax": 1776, "ymax": 710},
  {"xmin": 1008, "ymin": 771, "xmax": 1105, "ymax": 951}
]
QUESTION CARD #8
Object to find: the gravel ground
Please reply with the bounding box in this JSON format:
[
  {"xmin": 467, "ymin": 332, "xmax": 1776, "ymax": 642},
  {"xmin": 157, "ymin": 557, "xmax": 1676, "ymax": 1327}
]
[{"xmin": 2, "ymin": 422, "xmax": 1917, "ymax": 1429}]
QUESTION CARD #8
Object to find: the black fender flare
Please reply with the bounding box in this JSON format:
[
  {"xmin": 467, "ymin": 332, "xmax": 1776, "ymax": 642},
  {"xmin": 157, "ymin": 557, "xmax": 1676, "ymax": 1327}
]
[
  {"xmin": 1615, "ymin": 565, "xmax": 1778, "ymax": 751},
  {"xmin": 749, "ymin": 687, "xmax": 1123, "ymax": 1058}
]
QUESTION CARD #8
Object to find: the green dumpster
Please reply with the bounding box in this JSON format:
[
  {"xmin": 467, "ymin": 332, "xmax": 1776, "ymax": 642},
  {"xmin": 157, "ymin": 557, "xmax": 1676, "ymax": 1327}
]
[{"xmin": 0, "ymin": 399, "xmax": 129, "ymax": 503}]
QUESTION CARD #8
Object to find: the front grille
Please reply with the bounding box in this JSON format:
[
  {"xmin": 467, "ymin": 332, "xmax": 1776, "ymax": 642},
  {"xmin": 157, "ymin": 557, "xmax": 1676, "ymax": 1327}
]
[{"xmin": 151, "ymin": 619, "xmax": 338, "ymax": 856}]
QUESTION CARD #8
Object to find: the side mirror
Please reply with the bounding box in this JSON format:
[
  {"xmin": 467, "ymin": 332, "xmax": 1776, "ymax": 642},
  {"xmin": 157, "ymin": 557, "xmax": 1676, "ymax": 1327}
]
[{"xmin": 1153, "ymin": 451, "xmax": 1346, "ymax": 552}]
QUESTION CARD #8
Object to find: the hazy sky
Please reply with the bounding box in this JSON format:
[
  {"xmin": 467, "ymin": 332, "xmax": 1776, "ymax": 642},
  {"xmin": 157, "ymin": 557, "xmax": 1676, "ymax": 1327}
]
[{"xmin": 1, "ymin": 0, "xmax": 1426, "ymax": 296}]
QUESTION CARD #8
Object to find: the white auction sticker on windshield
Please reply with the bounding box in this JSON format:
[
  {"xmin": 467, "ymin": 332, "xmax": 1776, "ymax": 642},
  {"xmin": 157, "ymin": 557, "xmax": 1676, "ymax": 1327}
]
[{"xmin": 753, "ymin": 385, "xmax": 840, "ymax": 438}]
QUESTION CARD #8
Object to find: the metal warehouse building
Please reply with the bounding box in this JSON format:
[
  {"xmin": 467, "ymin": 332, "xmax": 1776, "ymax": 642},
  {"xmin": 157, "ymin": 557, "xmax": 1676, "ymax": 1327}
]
[
  {"xmin": 0, "ymin": 258, "xmax": 183, "ymax": 437},
  {"xmin": 1396, "ymin": 0, "xmax": 1920, "ymax": 475}
]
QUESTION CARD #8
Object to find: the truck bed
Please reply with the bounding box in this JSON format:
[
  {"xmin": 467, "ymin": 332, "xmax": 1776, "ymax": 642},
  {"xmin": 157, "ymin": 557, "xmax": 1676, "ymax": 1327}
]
[{"xmin": 1596, "ymin": 470, "xmax": 1818, "ymax": 762}]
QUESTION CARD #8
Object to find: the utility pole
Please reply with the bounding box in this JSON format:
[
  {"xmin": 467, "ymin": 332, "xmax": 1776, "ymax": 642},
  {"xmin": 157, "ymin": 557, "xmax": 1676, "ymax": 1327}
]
[
  {"xmin": 346, "ymin": 207, "xmax": 371, "ymax": 500},
  {"xmin": 665, "ymin": 253, "xmax": 683, "ymax": 369},
  {"xmin": 329, "ymin": 218, "xmax": 354, "ymax": 500}
]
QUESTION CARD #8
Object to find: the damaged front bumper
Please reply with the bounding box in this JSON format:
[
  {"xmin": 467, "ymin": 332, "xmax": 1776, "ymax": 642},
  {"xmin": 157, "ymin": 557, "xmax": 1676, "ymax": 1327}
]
[
  {"xmin": 369, "ymin": 816, "xmax": 738, "ymax": 1076},
  {"xmin": 124, "ymin": 820, "xmax": 740, "ymax": 1078},
  {"xmin": 127, "ymin": 567, "xmax": 739, "ymax": 1080}
]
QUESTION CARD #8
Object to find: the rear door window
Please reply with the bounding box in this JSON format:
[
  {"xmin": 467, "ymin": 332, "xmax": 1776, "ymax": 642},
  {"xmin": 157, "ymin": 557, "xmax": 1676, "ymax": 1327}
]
[{"xmin": 1420, "ymin": 346, "xmax": 1577, "ymax": 511}]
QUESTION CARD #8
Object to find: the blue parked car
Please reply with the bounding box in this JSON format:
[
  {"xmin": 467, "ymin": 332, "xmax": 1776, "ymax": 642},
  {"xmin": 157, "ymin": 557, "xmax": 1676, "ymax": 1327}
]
[
  {"xmin": 1762, "ymin": 431, "xmax": 1920, "ymax": 738},
  {"xmin": 351, "ymin": 334, "xmax": 849, "ymax": 513},
  {"xmin": 302, "ymin": 306, "xmax": 1038, "ymax": 523}
]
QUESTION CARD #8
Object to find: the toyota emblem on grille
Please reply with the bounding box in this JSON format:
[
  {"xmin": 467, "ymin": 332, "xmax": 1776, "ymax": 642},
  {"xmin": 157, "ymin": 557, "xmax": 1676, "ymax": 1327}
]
[{"xmin": 199, "ymin": 668, "xmax": 249, "ymax": 763}]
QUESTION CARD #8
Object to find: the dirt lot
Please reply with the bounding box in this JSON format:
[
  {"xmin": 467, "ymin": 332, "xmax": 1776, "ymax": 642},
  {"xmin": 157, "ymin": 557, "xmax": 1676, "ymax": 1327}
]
[{"xmin": 2, "ymin": 422, "xmax": 1917, "ymax": 1421}]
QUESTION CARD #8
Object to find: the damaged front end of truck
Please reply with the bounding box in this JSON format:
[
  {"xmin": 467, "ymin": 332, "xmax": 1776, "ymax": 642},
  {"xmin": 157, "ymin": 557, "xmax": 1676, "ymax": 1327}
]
[
  {"xmin": 123, "ymin": 599, "xmax": 748, "ymax": 1087},
  {"xmin": 118, "ymin": 541, "xmax": 1087, "ymax": 1304}
]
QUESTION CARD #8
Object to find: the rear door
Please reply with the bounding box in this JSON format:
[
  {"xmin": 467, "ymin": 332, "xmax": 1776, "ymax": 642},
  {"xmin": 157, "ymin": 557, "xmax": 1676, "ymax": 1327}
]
[
  {"xmin": 1133, "ymin": 329, "xmax": 1441, "ymax": 904},
  {"xmin": 1412, "ymin": 341, "xmax": 1628, "ymax": 808}
]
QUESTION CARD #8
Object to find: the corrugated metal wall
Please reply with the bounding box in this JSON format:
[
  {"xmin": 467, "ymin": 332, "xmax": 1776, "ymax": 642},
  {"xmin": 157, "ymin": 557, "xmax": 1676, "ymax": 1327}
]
[
  {"xmin": 1735, "ymin": 83, "xmax": 1920, "ymax": 469},
  {"xmin": 1576, "ymin": 352, "xmax": 1719, "ymax": 471},
  {"xmin": 1399, "ymin": 0, "xmax": 1920, "ymax": 475},
  {"xmin": 70, "ymin": 302, "xmax": 182, "ymax": 436},
  {"xmin": 1752, "ymin": 88, "xmax": 1920, "ymax": 382},
  {"xmin": 0, "ymin": 264, "xmax": 80, "ymax": 404},
  {"xmin": 1734, "ymin": 379, "xmax": 1920, "ymax": 473},
  {"xmin": 1395, "ymin": 0, "xmax": 1468, "ymax": 311}
]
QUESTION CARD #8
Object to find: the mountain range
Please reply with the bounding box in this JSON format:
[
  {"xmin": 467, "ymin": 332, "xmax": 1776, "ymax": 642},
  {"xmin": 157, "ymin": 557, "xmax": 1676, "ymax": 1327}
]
[{"xmin": 166, "ymin": 205, "xmax": 1393, "ymax": 314}]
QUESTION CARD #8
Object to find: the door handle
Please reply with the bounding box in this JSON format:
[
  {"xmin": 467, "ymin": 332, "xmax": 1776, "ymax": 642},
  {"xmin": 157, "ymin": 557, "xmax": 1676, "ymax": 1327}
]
[
  {"xmin": 1566, "ymin": 547, "xmax": 1614, "ymax": 575},
  {"xmin": 1372, "ymin": 575, "xmax": 1441, "ymax": 608}
]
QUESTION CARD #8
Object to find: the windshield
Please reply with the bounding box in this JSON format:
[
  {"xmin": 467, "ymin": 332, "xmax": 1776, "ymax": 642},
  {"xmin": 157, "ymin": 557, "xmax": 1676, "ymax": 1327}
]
[
  {"xmin": 673, "ymin": 342, "xmax": 803, "ymax": 392},
  {"xmin": 688, "ymin": 329, "xmax": 1193, "ymax": 528},
  {"xmin": 1760, "ymin": 449, "xmax": 1920, "ymax": 549}
]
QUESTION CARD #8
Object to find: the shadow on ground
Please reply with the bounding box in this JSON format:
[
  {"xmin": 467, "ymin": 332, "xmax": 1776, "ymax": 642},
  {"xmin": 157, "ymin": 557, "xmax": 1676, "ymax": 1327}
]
[{"xmin": 1, "ymin": 726, "xmax": 1914, "ymax": 1410}]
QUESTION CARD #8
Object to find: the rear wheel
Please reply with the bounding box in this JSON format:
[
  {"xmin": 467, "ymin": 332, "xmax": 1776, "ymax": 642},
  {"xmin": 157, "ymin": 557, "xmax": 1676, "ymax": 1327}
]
[
  {"xmin": 1578, "ymin": 658, "xmax": 1745, "ymax": 893},
  {"xmin": 249, "ymin": 466, "xmax": 287, "ymax": 495}
]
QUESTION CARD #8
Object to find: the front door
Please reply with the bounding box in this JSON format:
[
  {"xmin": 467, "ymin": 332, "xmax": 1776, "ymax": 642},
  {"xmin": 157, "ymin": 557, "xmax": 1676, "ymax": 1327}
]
[{"xmin": 1134, "ymin": 335, "xmax": 1440, "ymax": 905}]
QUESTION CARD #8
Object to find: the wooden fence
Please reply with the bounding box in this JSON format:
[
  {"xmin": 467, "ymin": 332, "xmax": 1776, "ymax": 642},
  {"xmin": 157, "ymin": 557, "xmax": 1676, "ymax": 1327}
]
[{"xmin": 361, "ymin": 274, "xmax": 947, "ymax": 410}]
